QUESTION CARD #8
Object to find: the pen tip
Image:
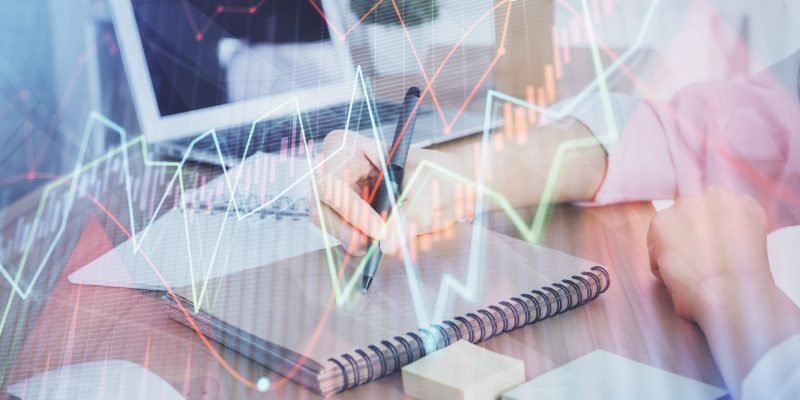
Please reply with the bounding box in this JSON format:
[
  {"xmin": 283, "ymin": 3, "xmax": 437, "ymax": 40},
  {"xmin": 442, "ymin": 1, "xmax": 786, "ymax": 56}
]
[{"xmin": 361, "ymin": 276, "xmax": 373, "ymax": 295}]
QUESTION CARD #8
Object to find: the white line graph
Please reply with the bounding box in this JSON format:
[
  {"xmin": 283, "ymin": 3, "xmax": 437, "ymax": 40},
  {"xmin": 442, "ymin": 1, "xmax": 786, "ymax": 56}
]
[{"xmin": 0, "ymin": 0, "xmax": 660, "ymax": 334}]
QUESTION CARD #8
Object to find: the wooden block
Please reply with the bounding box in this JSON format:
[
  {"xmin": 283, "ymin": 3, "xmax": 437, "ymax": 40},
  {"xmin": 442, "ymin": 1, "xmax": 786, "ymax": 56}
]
[{"xmin": 401, "ymin": 340, "xmax": 525, "ymax": 400}]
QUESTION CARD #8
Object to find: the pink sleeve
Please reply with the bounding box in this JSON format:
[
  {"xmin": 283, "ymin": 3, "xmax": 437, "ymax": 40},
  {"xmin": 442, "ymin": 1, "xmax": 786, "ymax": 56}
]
[{"xmin": 569, "ymin": 52, "xmax": 800, "ymax": 229}]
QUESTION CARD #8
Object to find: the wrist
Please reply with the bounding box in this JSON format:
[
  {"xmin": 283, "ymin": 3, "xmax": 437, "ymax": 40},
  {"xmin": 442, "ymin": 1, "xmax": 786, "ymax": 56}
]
[
  {"xmin": 548, "ymin": 119, "xmax": 608, "ymax": 203},
  {"xmin": 428, "ymin": 137, "xmax": 478, "ymax": 180},
  {"xmin": 691, "ymin": 269, "xmax": 800, "ymax": 396},
  {"xmin": 694, "ymin": 270, "xmax": 776, "ymax": 326}
]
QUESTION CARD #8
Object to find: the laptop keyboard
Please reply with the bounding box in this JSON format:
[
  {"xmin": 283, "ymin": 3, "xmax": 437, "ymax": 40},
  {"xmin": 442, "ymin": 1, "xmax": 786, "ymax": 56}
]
[{"xmin": 161, "ymin": 100, "xmax": 411, "ymax": 165}]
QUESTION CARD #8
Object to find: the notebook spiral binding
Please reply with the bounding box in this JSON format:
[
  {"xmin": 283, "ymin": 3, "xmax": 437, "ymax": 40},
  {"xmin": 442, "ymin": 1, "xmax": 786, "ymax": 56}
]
[
  {"xmin": 326, "ymin": 266, "xmax": 610, "ymax": 393},
  {"xmin": 182, "ymin": 193, "xmax": 311, "ymax": 220}
]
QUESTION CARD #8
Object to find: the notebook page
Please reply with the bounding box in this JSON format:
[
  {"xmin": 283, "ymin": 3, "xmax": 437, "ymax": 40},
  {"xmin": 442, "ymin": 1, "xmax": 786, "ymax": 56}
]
[
  {"xmin": 69, "ymin": 151, "xmax": 339, "ymax": 291},
  {"xmin": 184, "ymin": 223, "xmax": 599, "ymax": 365}
]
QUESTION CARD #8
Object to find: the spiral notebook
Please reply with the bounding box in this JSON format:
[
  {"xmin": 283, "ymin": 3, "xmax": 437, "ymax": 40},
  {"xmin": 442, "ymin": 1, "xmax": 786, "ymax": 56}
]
[{"xmin": 164, "ymin": 223, "xmax": 610, "ymax": 397}]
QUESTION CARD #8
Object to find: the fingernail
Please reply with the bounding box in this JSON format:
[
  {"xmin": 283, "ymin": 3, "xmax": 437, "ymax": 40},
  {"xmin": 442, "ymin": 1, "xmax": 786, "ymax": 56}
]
[
  {"xmin": 342, "ymin": 241, "xmax": 365, "ymax": 256},
  {"xmin": 372, "ymin": 218, "xmax": 387, "ymax": 241}
]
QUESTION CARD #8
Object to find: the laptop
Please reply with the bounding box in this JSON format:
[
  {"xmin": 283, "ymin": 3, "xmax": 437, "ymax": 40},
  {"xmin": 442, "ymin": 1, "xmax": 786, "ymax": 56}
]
[{"xmin": 109, "ymin": 0, "xmax": 494, "ymax": 166}]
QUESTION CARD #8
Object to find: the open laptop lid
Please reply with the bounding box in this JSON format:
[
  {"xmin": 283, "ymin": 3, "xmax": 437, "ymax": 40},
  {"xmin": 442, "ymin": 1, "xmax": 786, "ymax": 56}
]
[{"xmin": 110, "ymin": 0, "xmax": 359, "ymax": 143}]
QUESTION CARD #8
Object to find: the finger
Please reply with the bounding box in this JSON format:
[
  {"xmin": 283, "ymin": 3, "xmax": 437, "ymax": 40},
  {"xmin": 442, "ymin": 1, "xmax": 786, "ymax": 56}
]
[
  {"xmin": 381, "ymin": 220, "xmax": 421, "ymax": 255},
  {"xmin": 739, "ymin": 193, "xmax": 767, "ymax": 226},
  {"xmin": 381, "ymin": 203, "xmax": 433, "ymax": 253},
  {"xmin": 320, "ymin": 130, "xmax": 352, "ymax": 155},
  {"xmin": 380, "ymin": 210, "xmax": 404, "ymax": 254},
  {"xmin": 352, "ymin": 134, "xmax": 388, "ymax": 169},
  {"xmin": 316, "ymin": 203, "xmax": 368, "ymax": 255},
  {"xmin": 648, "ymin": 245, "xmax": 664, "ymax": 282},
  {"xmin": 343, "ymin": 133, "xmax": 407, "ymax": 194},
  {"xmin": 322, "ymin": 130, "xmax": 385, "ymax": 171},
  {"xmin": 317, "ymin": 133, "xmax": 381, "ymax": 194},
  {"xmin": 320, "ymin": 179, "xmax": 385, "ymax": 240},
  {"xmin": 426, "ymin": 208, "xmax": 457, "ymax": 233},
  {"xmin": 647, "ymin": 213, "xmax": 667, "ymax": 281}
]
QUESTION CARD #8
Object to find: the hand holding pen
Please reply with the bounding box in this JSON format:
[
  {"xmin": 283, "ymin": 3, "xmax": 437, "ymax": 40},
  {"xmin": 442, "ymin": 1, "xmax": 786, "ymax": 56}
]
[{"xmin": 310, "ymin": 98, "xmax": 473, "ymax": 262}]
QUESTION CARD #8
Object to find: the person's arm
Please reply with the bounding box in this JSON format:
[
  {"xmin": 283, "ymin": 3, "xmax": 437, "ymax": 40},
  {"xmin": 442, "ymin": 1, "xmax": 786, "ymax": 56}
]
[
  {"xmin": 433, "ymin": 117, "xmax": 608, "ymax": 210},
  {"xmin": 647, "ymin": 188, "xmax": 800, "ymax": 399},
  {"xmin": 741, "ymin": 335, "xmax": 800, "ymax": 399},
  {"xmin": 568, "ymin": 49, "xmax": 800, "ymax": 215},
  {"xmin": 311, "ymin": 119, "xmax": 607, "ymax": 254},
  {"xmin": 696, "ymin": 273, "xmax": 800, "ymax": 399}
]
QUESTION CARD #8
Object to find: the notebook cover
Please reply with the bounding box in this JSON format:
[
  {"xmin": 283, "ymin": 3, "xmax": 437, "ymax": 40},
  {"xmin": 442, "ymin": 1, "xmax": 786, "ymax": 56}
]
[{"xmin": 165, "ymin": 223, "xmax": 609, "ymax": 397}]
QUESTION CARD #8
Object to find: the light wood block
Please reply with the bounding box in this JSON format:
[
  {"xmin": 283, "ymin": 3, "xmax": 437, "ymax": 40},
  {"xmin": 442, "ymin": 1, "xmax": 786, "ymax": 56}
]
[{"xmin": 401, "ymin": 340, "xmax": 525, "ymax": 400}]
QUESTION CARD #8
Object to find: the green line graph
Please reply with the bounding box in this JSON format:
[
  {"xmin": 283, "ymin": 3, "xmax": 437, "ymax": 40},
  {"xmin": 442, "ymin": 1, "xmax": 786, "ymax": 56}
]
[{"xmin": 0, "ymin": 0, "xmax": 661, "ymax": 335}]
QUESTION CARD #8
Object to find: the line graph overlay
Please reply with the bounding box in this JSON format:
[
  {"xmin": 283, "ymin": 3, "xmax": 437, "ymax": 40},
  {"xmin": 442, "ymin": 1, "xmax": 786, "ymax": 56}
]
[
  {"xmin": 0, "ymin": 0, "xmax": 663, "ymax": 389},
  {"xmin": 0, "ymin": 74, "xmax": 386, "ymax": 393},
  {"xmin": 356, "ymin": 0, "xmax": 662, "ymax": 324},
  {"xmin": 1, "ymin": 0, "xmax": 504, "ymax": 330},
  {"xmin": 0, "ymin": 0, "xmax": 660, "ymax": 320},
  {"xmin": 388, "ymin": 0, "xmax": 512, "ymax": 133}
]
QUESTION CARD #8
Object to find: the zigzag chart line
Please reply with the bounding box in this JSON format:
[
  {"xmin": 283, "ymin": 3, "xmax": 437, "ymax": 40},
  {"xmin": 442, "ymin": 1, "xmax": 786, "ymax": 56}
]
[{"xmin": 1, "ymin": 0, "xmax": 660, "ymax": 372}]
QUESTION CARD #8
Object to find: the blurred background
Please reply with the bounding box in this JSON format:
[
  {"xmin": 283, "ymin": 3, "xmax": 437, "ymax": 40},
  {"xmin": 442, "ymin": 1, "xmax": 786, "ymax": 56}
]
[
  {"xmin": 0, "ymin": 0, "xmax": 799, "ymax": 396},
  {"xmin": 2, "ymin": 0, "xmax": 799, "ymax": 205}
]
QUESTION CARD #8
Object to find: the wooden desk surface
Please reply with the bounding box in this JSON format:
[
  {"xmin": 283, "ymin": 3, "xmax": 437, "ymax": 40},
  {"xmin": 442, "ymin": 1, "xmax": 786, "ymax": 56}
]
[
  {"xmin": 1, "ymin": 205, "xmax": 724, "ymax": 398},
  {"xmin": 0, "ymin": 151, "xmax": 724, "ymax": 398}
]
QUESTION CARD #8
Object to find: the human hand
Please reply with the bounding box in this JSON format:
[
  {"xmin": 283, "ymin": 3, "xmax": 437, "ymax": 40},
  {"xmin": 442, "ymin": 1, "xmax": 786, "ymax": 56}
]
[
  {"xmin": 647, "ymin": 188, "xmax": 772, "ymax": 322},
  {"xmin": 311, "ymin": 130, "xmax": 474, "ymax": 255}
]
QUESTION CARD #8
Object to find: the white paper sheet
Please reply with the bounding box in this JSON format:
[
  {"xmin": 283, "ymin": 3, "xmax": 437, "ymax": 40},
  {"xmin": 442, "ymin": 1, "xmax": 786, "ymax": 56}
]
[
  {"xmin": 7, "ymin": 360, "xmax": 183, "ymax": 400},
  {"xmin": 70, "ymin": 152, "xmax": 338, "ymax": 292},
  {"xmin": 69, "ymin": 208, "xmax": 336, "ymax": 291},
  {"xmin": 502, "ymin": 350, "xmax": 726, "ymax": 400}
]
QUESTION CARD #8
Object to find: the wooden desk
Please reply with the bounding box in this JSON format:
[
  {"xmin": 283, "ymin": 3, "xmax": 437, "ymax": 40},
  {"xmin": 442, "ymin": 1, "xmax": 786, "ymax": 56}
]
[{"xmin": 0, "ymin": 153, "xmax": 724, "ymax": 398}]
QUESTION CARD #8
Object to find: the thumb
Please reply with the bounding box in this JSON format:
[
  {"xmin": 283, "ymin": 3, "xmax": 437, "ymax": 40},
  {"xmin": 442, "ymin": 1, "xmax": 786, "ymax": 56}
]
[
  {"xmin": 380, "ymin": 210, "xmax": 403, "ymax": 254},
  {"xmin": 649, "ymin": 248, "xmax": 664, "ymax": 282},
  {"xmin": 338, "ymin": 130, "xmax": 384, "ymax": 170}
]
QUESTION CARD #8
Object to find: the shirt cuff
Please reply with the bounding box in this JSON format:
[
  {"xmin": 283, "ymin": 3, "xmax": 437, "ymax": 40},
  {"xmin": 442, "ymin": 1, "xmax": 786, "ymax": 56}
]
[
  {"xmin": 551, "ymin": 92, "xmax": 678, "ymax": 205},
  {"xmin": 742, "ymin": 334, "xmax": 800, "ymax": 400},
  {"xmin": 549, "ymin": 92, "xmax": 641, "ymax": 153}
]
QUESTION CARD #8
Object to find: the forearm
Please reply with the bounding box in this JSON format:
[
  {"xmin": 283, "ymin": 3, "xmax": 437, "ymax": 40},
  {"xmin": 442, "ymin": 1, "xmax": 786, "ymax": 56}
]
[
  {"xmin": 441, "ymin": 118, "xmax": 607, "ymax": 210},
  {"xmin": 695, "ymin": 274, "xmax": 800, "ymax": 399}
]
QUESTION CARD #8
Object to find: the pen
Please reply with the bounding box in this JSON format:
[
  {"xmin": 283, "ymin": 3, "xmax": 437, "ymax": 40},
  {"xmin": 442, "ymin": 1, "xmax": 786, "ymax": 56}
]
[{"xmin": 361, "ymin": 86, "xmax": 421, "ymax": 294}]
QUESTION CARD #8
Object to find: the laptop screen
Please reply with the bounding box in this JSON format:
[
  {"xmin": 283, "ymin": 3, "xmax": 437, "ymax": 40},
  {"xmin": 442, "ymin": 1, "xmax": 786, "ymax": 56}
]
[{"xmin": 131, "ymin": 0, "xmax": 339, "ymax": 117}]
